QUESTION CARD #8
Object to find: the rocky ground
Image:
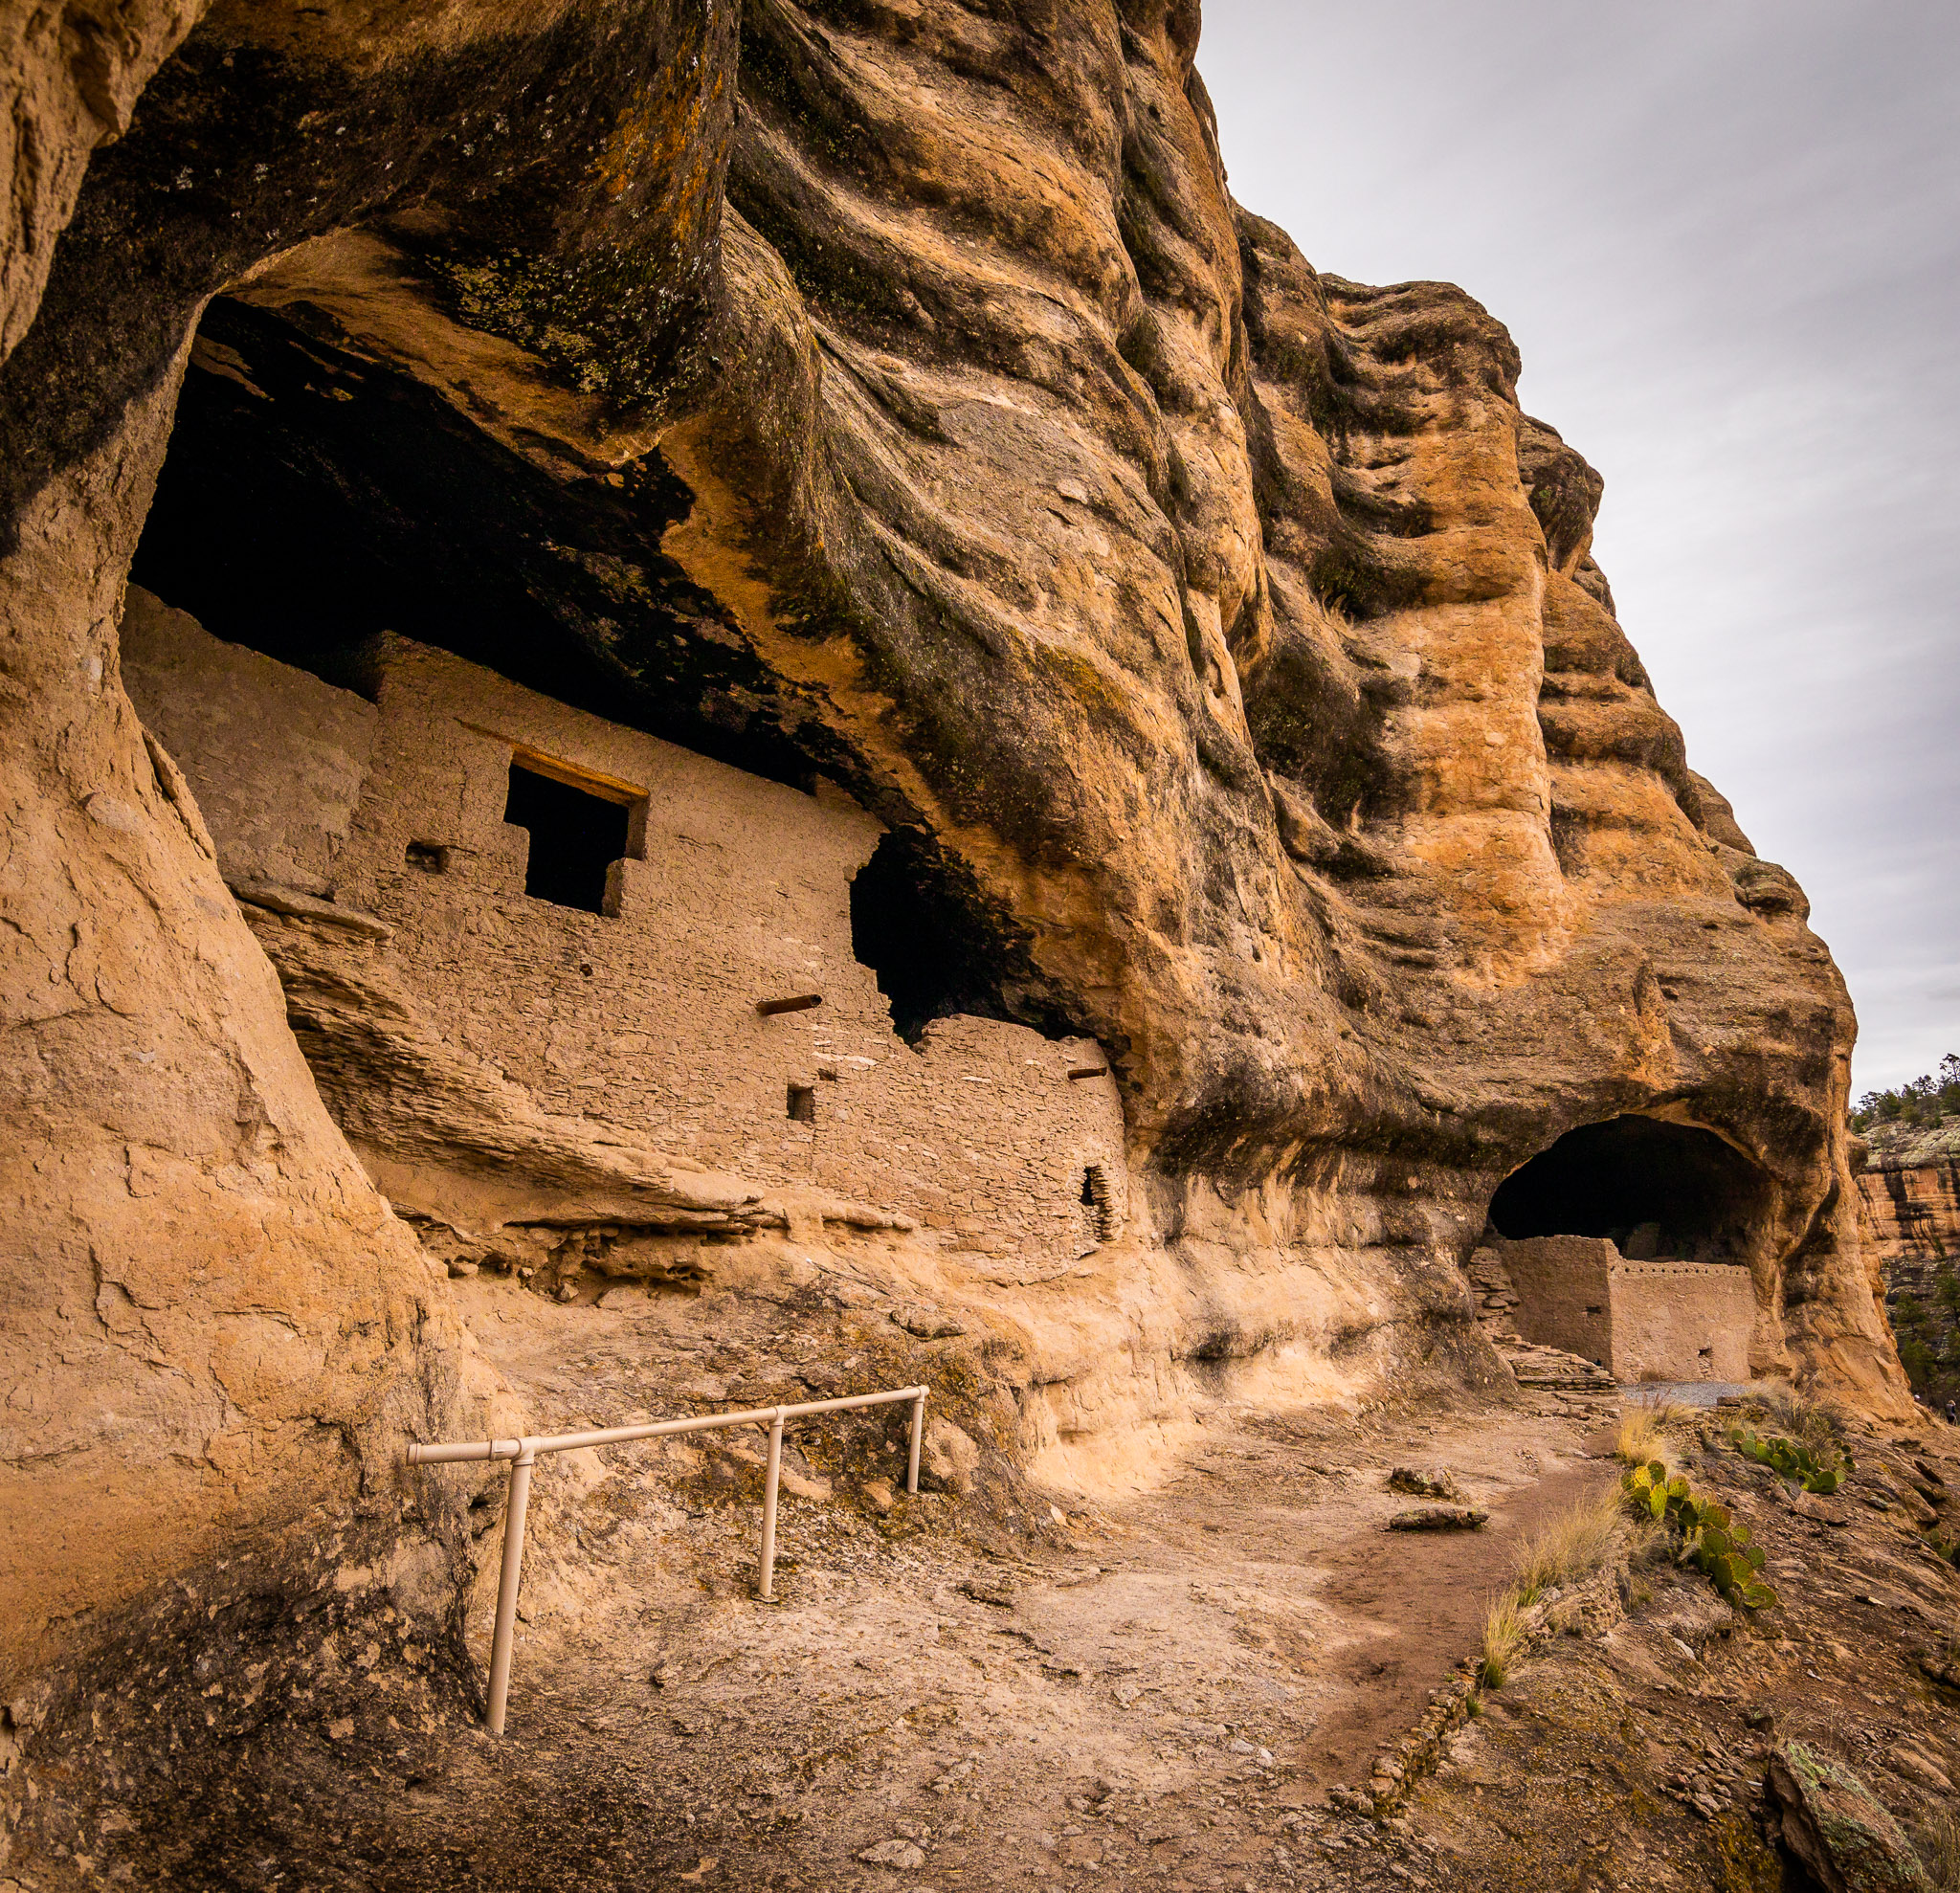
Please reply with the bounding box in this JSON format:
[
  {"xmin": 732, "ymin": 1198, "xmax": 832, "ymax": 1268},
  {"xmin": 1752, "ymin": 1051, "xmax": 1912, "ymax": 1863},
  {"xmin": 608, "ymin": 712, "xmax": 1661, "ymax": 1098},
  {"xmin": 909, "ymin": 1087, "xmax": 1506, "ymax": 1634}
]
[{"xmin": 23, "ymin": 1271, "xmax": 1947, "ymax": 1892}]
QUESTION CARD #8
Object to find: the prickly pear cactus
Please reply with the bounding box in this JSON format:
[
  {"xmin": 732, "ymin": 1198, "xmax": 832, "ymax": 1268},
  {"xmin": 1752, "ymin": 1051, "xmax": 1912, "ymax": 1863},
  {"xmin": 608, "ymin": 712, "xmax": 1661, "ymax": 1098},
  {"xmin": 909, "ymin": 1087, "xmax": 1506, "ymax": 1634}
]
[
  {"xmin": 1621, "ymin": 1463, "xmax": 1777, "ymax": 1610},
  {"xmin": 1728, "ymin": 1427, "xmax": 1852, "ymax": 1495}
]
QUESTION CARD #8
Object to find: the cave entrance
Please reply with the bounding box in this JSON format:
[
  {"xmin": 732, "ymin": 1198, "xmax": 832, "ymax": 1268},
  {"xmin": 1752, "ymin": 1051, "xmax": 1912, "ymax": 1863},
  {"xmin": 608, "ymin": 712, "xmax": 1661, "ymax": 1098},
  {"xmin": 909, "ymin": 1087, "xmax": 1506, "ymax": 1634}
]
[
  {"xmin": 850, "ymin": 829, "xmax": 1013, "ymax": 1045},
  {"xmin": 1488, "ymin": 1113, "xmax": 1769, "ymax": 1263},
  {"xmin": 1481, "ymin": 1114, "xmax": 1768, "ymax": 1383}
]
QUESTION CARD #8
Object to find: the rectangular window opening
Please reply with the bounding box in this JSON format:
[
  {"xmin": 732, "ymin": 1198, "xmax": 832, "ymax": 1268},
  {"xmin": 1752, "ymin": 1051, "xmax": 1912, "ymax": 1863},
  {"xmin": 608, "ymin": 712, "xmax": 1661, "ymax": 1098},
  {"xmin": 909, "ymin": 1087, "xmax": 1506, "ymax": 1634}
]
[
  {"xmin": 504, "ymin": 759, "xmax": 636, "ymax": 915},
  {"xmin": 788, "ymin": 1083, "xmax": 816, "ymax": 1124}
]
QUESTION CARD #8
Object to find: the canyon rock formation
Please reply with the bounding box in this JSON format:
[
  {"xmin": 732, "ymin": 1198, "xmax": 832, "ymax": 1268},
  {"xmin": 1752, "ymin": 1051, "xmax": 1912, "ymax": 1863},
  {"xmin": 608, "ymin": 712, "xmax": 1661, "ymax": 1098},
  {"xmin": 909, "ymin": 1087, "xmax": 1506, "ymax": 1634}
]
[{"xmin": 0, "ymin": 0, "xmax": 1918, "ymax": 1882}]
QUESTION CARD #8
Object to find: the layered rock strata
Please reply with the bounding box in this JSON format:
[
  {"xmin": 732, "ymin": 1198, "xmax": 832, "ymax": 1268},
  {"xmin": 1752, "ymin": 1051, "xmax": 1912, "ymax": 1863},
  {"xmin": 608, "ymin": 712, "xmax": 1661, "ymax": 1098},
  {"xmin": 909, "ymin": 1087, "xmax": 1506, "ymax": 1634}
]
[
  {"xmin": 1858, "ymin": 1137, "xmax": 1960, "ymax": 1269},
  {"xmin": 0, "ymin": 0, "xmax": 1915, "ymax": 1862}
]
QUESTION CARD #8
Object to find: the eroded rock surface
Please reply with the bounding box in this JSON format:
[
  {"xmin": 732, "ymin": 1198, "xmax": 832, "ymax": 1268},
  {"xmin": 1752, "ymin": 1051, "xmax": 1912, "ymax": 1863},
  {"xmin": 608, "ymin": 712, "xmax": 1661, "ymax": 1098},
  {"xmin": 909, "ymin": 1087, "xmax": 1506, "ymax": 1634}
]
[{"xmin": 0, "ymin": 0, "xmax": 1924, "ymax": 1882}]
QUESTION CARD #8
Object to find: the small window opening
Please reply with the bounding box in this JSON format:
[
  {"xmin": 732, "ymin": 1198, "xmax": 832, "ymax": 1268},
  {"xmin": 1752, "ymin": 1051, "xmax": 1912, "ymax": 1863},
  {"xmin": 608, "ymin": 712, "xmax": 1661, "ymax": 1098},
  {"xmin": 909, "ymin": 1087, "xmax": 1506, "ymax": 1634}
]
[
  {"xmin": 1585, "ymin": 1305, "xmax": 1602, "ymax": 1317},
  {"xmin": 1080, "ymin": 1163, "xmax": 1117, "ymax": 1243},
  {"xmin": 405, "ymin": 840, "xmax": 451, "ymax": 874},
  {"xmin": 788, "ymin": 1083, "xmax": 816, "ymax": 1124},
  {"xmin": 504, "ymin": 762, "xmax": 631, "ymax": 914}
]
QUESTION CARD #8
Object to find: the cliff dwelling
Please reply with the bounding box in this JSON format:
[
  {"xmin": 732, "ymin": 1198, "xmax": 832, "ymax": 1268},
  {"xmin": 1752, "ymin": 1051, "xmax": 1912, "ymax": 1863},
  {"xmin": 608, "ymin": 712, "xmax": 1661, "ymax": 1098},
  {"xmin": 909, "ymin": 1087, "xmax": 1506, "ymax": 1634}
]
[
  {"xmin": 5, "ymin": 3, "xmax": 1946, "ymax": 1887},
  {"xmin": 120, "ymin": 590, "xmax": 1129, "ymax": 1282},
  {"xmin": 1474, "ymin": 1115, "xmax": 1764, "ymax": 1381}
]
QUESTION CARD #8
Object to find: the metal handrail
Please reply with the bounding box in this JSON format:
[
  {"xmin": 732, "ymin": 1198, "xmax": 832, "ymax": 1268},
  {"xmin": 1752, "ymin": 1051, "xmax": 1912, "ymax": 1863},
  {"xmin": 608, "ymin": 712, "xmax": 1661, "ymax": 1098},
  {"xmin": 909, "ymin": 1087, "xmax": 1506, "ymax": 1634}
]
[{"xmin": 407, "ymin": 1384, "xmax": 929, "ymax": 1733}]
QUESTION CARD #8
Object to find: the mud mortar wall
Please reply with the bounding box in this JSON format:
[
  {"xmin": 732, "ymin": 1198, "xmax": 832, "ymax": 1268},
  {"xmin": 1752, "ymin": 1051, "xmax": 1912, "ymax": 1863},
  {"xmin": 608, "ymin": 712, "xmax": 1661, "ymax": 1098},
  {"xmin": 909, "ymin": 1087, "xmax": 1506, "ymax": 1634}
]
[
  {"xmin": 122, "ymin": 589, "xmax": 377, "ymax": 897},
  {"xmin": 1608, "ymin": 1260, "xmax": 1754, "ymax": 1384},
  {"xmin": 123, "ymin": 604, "xmax": 1129, "ymax": 1271},
  {"xmin": 1497, "ymin": 1236, "xmax": 1755, "ymax": 1381},
  {"xmin": 1498, "ymin": 1236, "xmax": 1617, "ymax": 1367}
]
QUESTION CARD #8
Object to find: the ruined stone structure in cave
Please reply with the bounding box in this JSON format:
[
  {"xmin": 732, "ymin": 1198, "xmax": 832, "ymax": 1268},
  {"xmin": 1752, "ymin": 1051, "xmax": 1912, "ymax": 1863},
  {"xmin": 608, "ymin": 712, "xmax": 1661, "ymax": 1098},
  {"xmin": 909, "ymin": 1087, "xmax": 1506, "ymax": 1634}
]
[
  {"xmin": 0, "ymin": 1, "xmax": 1924, "ymax": 1879},
  {"xmin": 1472, "ymin": 1115, "xmax": 1767, "ymax": 1380},
  {"xmin": 122, "ymin": 590, "xmax": 1127, "ymax": 1279}
]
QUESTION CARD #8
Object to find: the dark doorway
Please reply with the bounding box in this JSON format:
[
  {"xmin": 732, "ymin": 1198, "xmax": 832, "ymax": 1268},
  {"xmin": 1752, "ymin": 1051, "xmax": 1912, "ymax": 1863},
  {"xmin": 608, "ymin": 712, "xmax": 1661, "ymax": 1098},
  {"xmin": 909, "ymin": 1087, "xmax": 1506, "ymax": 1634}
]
[
  {"xmin": 850, "ymin": 830, "xmax": 995, "ymax": 1044},
  {"xmin": 504, "ymin": 764, "xmax": 631, "ymax": 915},
  {"xmin": 1487, "ymin": 1114, "xmax": 1770, "ymax": 1262}
]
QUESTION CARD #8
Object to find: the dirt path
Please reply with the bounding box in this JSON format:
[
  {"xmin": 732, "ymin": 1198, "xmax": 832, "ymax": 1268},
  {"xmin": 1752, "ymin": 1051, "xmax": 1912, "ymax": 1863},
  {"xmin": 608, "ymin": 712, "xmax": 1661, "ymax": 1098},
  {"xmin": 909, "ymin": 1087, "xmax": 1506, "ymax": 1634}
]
[
  {"xmin": 1101, "ymin": 1398, "xmax": 1621, "ymax": 1797},
  {"xmin": 1288, "ymin": 1414, "xmax": 1620, "ymax": 1785},
  {"xmin": 368, "ymin": 1281, "xmax": 1625, "ymax": 1890}
]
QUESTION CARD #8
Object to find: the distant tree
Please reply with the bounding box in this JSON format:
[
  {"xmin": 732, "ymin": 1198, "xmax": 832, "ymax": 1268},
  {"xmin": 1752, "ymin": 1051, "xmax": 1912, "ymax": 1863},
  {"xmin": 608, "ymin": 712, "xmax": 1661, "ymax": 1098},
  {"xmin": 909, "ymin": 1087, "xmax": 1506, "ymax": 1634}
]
[
  {"xmin": 1899, "ymin": 1335, "xmax": 1935, "ymax": 1386},
  {"xmin": 1850, "ymin": 1053, "xmax": 1960, "ymax": 1130}
]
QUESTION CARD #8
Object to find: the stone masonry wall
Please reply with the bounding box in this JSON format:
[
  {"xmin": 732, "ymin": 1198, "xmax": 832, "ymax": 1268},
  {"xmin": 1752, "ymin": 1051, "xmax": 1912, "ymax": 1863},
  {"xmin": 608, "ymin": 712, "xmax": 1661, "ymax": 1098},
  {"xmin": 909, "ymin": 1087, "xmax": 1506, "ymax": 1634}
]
[
  {"xmin": 1608, "ymin": 1260, "xmax": 1754, "ymax": 1383},
  {"xmin": 1493, "ymin": 1236, "xmax": 1616, "ymax": 1368},
  {"xmin": 124, "ymin": 610, "xmax": 1128, "ymax": 1274},
  {"xmin": 1489, "ymin": 1235, "xmax": 1754, "ymax": 1382},
  {"xmin": 122, "ymin": 588, "xmax": 377, "ymax": 899}
]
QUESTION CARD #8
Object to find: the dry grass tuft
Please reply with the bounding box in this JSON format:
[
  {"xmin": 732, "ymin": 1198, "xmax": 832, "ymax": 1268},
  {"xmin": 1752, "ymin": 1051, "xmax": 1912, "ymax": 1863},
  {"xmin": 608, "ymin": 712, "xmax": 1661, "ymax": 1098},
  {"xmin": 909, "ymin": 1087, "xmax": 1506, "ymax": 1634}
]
[
  {"xmin": 1480, "ymin": 1590, "xmax": 1526, "ymax": 1690},
  {"xmin": 1624, "ymin": 1509, "xmax": 1670, "ymax": 1570},
  {"xmin": 1615, "ymin": 1399, "xmax": 1690, "ymax": 1468},
  {"xmin": 1513, "ymin": 1488, "xmax": 1625, "ymax": 1602},
  {"xmin": 1757, "ymin": 1388, "xmax": 1843, "ymax": 1451},
  {"xmin": 1917, "ymin": 1809, "xmax": 1960, "ymax": 1892}
]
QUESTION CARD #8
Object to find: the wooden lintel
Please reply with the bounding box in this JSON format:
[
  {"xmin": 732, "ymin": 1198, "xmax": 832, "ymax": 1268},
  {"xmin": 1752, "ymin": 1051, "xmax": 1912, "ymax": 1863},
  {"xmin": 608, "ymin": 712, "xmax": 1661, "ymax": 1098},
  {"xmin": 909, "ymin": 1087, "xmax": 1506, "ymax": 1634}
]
[{"xmin": 757, "ymin": 993, "xmax": 824, "ymax": 1016}]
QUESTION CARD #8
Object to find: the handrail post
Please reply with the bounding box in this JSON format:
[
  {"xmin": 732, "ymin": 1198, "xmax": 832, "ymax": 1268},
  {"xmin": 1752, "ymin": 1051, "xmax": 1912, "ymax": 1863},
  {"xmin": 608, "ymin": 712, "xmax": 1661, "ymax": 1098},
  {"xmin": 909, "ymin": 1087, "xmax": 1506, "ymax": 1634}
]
[
  {"xmin": 757, "ymin": 1410, "xmax": 786, "ymax": 1600},
  {"xmin": 407, "ymin": 1381, "xmax": 934, "ymax": 1726},
  {"xmin": 906, "ymin": 1389, "xmax": 927, "ymax": 1495},
  {"xmin": 485, "ymin": 1445, "xmax": 536, "ymax": 1736}
]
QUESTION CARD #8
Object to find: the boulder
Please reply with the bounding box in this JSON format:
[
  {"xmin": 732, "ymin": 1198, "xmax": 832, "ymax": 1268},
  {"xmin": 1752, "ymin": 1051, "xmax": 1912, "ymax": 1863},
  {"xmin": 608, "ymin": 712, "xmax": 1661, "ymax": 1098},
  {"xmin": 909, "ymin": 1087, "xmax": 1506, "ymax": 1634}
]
[
  {"xmin": 1767, "ymin": 1741, "xmax": 1932, "ymax": 1893},
  {"xmin": 1389, "ymin": 1467, "xmax": 1461, "ymax": 1499}
]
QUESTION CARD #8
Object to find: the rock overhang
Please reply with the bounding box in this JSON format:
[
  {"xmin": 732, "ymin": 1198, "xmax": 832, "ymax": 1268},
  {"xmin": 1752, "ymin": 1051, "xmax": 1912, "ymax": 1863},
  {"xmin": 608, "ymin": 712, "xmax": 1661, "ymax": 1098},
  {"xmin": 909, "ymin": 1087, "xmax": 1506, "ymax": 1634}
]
[{"xmin": 0, "ymin": 0, "xmax": 1918, "ymax": 1790}]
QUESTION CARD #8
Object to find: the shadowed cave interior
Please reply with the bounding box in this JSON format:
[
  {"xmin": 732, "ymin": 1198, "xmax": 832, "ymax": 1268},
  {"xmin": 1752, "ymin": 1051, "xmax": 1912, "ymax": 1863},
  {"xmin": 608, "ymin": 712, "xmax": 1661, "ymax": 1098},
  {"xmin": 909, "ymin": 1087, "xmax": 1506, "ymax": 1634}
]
[{"xmin": 1488, "ymin": 1113, "xmax": 1771, "ymax": 1263}]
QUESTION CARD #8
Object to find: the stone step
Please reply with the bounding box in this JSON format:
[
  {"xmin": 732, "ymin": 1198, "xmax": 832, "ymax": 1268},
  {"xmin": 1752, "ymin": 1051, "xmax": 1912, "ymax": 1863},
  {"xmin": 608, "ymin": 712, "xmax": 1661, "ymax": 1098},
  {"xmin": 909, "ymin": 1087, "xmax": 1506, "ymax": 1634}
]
[{"xmin": 1500, "ymin": 1340, "xmax": 1617, "ymax": 1392}]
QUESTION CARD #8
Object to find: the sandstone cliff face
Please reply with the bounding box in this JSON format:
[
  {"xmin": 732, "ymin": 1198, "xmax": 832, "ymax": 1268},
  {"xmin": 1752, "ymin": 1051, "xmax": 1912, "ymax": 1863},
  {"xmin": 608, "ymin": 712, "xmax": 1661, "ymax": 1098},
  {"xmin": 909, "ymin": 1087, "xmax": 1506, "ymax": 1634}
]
[
  {"xmin": 0, "ymin": 0, "xmax": 1912, "ymax": 1847},
  {"xmin": 1858, "ymin": 1140, "xmax": 1960, "ymax": 1269}
]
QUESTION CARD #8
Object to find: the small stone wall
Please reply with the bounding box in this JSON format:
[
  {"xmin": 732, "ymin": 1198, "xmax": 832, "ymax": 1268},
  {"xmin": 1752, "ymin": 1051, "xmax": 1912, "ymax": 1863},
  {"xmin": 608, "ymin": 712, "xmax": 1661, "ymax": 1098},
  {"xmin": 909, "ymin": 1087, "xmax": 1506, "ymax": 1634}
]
[
  {"xmin": 1481, "ymin": 1235, "xmax": 1752, "ymax": 1382},
  {"xmin": 1492, "ymin": 1236, "xmax": 1616, "ymax": 1367},
  {"xmin": 122, "ymin": 589, "xmax": 377, "ymax": 897},
  {"xmin": 1607, "ymin": 1259, "xmax": 1752, "ymax": 1384},
  {"xmin": 124, "ymin": 608, "xmax": 1128, "ymax": 1273}
]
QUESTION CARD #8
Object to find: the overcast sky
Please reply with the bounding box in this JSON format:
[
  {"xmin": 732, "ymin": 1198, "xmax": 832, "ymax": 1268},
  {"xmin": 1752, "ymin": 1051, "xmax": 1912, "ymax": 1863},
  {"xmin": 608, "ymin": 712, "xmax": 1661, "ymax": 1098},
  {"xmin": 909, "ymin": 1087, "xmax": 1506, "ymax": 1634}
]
[{"xmin": 1198, "ymin": 4, "xmax": 1960, "ymax": 1097}]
